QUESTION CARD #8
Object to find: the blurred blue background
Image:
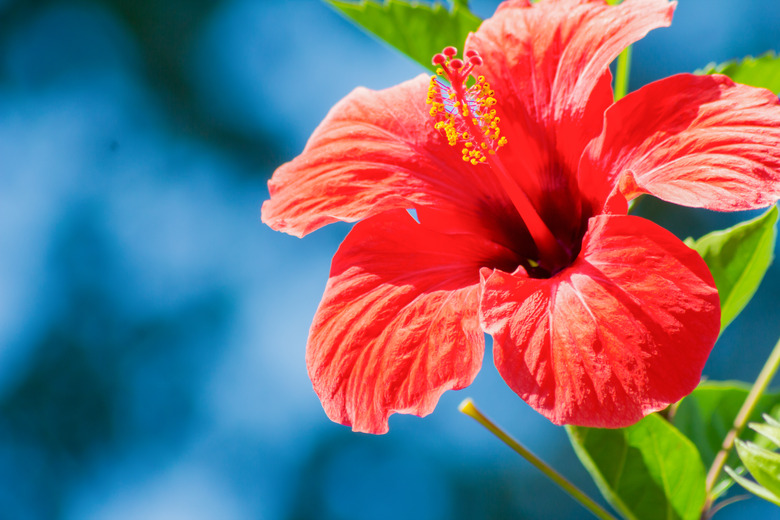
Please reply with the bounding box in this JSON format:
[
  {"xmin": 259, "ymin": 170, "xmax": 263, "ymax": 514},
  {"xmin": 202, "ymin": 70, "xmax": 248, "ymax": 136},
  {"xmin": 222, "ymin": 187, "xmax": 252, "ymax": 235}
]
[{"xmin": 0, "ymin": 0, "xmax": 778, "ymax": 518}]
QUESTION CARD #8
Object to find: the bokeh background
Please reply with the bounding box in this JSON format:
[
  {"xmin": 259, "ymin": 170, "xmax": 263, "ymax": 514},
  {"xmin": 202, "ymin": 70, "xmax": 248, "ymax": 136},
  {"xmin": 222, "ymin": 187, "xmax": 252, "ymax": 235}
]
[{"xmin": 0, "ymin": 0, "xmax": 779, "ymax": 518}]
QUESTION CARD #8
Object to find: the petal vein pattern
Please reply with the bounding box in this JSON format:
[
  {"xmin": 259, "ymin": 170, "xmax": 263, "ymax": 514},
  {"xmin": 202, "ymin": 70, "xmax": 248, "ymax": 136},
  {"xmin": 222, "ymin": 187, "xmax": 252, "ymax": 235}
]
[
  {"xmin": 480, "ymin": 215, "xmax": 720, "ymax": 427},
  {"xmin": 261, "ymin": 75, "xmax": 506, "ymax": 238},
  {"xmin": 468, "ymin": 0, "xmax": 675, "ymax": 185},
  {"xmin": 579, "ymin": 74, "xmax": 780, "ymax": 210},
  {"xmin": 307, "ymin": 210, "xmax": 510, "ymax": 433},
  {"xmin": 262, "ymin": 0, "xmax": 780, "ymax": 433}
]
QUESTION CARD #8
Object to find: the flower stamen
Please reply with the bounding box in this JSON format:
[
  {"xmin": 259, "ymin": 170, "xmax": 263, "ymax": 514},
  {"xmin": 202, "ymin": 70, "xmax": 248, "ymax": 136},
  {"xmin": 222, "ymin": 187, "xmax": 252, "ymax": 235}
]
[
  {"xmin": 426, "ymin": 47, "xmax": 570, "ymax": 273},
  {"xmin": 426, "ymin": 48, "xmax": 507, "ymax": 164}
]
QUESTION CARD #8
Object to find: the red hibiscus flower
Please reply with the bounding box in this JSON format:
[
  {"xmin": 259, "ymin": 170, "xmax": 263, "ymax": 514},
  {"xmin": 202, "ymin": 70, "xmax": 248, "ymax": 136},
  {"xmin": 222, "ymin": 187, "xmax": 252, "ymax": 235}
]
[{"xmin": 262, "ymin": 0, "xmax": 780, "ymax": 433}]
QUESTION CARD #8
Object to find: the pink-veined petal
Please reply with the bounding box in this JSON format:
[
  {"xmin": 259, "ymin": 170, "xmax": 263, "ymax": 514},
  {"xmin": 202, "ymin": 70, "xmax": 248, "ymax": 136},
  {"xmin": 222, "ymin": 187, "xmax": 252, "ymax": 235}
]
[
  {"xmin": 580, "ymin": 73, "xmax": 780, "ymax": 211},
  {"xmin": 261, "ymin": 75, "xmax": 509, "ymax": 238},
  {"xmin": 308, "ymin": 209, "xmax": 514, "ymax": 434},
  {"xmin": 480, "ymin": 214, "xmax": 720, "ymax": 427}
]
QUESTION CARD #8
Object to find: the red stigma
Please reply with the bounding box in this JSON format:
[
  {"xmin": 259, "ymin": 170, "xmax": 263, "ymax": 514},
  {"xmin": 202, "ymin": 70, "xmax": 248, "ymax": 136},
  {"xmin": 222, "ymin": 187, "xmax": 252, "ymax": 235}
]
[{"xmin": 429, "ymin": 47, "xmax": 485, "ymax": 89}]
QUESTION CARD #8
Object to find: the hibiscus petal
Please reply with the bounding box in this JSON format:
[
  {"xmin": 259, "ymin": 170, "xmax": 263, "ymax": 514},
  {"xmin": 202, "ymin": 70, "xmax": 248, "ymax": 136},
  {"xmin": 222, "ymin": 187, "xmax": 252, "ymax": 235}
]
[
  {"xmin": 308, "ymin": 209, "xmax": 513, "ymax": 433},
  {"xmin": 480, "ymin": 214, "xmax": 720, "ymax": 427},
  {"xmin": 469, "ymin": 0, "xmax": 674, "ymax": 190},
  {"xmin": 580, "ymin": 73, "xmax": 780, "ymax": 211},
  {"xmin": 261, "ymin": 75, "xmax": 508, "ymax": 237}
]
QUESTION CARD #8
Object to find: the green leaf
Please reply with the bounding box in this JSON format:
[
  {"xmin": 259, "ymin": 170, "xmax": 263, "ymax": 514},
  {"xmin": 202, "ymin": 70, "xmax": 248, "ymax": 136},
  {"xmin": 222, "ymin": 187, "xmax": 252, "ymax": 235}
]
[
  {"xmin": 726, "ymin": 415, "xmax": 780, "ymax": 506},
  {"xmin": 763, "ymin": 413, "xmax": 780, "ymax": 428},
  {"xmin": 750, "ymin": 419, "xmax": 780, "ymax": 448},
  {"xmin": 690, "ymin": 206, "xmax": 778, "ymax": 333},
  {"xmin": 697, "ymin": 51, "xmax": 780, "ymax": 94},
  {"xmin": 671, "ymin": 381, "xmax": 780, "ymax": 496},
  {"xmin": 735, "ymin": 439, "xmax": 780, "ymax": 497},
  {"xmin": 724, "ymin": 466, "xmax": 780, "ymax": 507},
  {"xmin": 567, "ymin": 414, "xmax": 706, "ymax": 520},
  {"xmin": 328, "ymin": 0, "xmax": 482, "ymax": 72}
]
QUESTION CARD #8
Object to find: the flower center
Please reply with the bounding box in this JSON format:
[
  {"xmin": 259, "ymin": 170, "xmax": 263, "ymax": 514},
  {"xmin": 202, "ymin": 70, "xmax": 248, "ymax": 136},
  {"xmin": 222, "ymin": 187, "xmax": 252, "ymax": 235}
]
[
  {"xmin": 426, "ymin": 47, "xmax": 507, "ymax": 165},
  {"xmin": 426, "ymin": 47, "xmax": 571, "ymax": 275}
]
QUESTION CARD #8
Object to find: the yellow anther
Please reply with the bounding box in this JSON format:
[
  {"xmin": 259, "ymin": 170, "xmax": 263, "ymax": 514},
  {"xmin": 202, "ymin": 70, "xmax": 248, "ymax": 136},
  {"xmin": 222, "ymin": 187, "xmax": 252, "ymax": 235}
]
[{"xmin": 426, "ymin": 54, "xmax": 506, "ymax": 166}]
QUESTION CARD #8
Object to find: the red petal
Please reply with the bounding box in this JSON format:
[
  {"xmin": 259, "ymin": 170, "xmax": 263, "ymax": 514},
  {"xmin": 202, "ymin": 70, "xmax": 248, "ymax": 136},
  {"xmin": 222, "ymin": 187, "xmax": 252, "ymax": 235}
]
[
  {"xmin": 580, "ymin": 73, "xmax": 780, "ymax": 211},
  {"xmin": 261, "ymin": 75, "xmax": 508, "ymax": 237},
  {"xmin": 480, "ymin": 214, "xmax": 720, "ymax": 427},
  {"xmin": 468, "ymin": 0, "xmax": 674, "ymax": 201},
  {"xmin": 308, "ymin": 210, "xmax": 511, "ymax": 433}
]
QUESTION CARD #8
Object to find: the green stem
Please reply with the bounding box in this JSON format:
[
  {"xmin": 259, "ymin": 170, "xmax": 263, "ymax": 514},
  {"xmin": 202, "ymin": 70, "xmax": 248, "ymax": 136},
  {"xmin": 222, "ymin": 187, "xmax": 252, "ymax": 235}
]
[
  {"xmin": 459, "ymin": 399, "xmax": 617, "ymax": 520},
  {"xmin": 613, "ymin": 45, "xmax": 632, "ymax": 101},
  {"xmin": 703, "ymin": 336, "xmax": 780, "ymax": 511}
]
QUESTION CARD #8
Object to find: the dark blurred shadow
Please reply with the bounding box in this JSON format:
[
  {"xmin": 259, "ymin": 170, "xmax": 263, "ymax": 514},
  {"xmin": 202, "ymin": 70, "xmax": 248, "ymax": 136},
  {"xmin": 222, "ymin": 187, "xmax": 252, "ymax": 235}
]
[
  {"xmin": 0, "ymin": 0, "xmax": 288, "ymax": 176},
  {"xmin": 0, "ymin": 206, "xmax": 232, "ymax": 519}
]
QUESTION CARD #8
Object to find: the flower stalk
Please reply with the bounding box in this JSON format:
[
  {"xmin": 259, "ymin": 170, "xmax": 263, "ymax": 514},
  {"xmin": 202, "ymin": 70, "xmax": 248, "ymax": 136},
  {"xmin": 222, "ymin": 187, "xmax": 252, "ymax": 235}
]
[
  {"xmin": 703, "ymin": 336, "xmax": 780, "ymax": 511},
  {"xmin": 459, "ymin": 399, "xmax": 618, "ymax": 520}
]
